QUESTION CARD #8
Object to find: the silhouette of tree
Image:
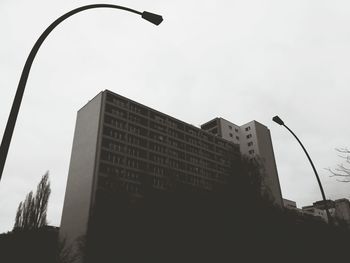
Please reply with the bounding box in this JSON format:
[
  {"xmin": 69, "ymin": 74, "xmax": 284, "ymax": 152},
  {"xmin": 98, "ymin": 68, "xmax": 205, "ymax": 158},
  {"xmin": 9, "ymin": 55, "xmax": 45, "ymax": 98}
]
[
  {"xmin": 0, "ymin": 226, "xmax": 58, "ymax": 263},
  {"xmin": 13, "ymin": 172, "xmax": 51, "ymax": 230},
  {"xmin": 327, "ymin": 148, "xmax": 350, "ymax": 182}
]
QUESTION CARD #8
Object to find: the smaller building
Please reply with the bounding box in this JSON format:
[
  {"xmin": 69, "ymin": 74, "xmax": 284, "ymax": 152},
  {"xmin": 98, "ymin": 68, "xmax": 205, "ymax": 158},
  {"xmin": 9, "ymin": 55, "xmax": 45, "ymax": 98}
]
[
  {"xmin": 301, "ymin": 198, "xmax": 350, "ymax": 225},
  {"xmin": 301, "ymin": 205, "xmax": 328, "ymax": 222},
  {"xmin": 201, "ymin": 118, "xmax": 283, "ymax": 207},
  {"xmin": 313, "ymin": 200, "xmax": 336, "ymax": 210},
  {"xmin": 334, "ymin": 199, "xmax": 350, "ymax": 226},
  {"xmin": 283, "ymin": 198, "xmax": 297, "ymax": 210},
  {"xmin": 283, "ymin": 197, "xmax": 350, "ymax": 225}
]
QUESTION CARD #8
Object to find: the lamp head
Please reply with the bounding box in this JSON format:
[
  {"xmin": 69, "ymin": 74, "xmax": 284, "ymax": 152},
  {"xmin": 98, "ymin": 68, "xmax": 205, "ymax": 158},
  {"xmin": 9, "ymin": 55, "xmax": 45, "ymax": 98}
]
[
  {"xmin": 142, "ymin": 11, "xmax": 163, "ymax": 25},
  {"xmin": 272, "ymin": 116, "xmax": 284, "ymax": 126}
]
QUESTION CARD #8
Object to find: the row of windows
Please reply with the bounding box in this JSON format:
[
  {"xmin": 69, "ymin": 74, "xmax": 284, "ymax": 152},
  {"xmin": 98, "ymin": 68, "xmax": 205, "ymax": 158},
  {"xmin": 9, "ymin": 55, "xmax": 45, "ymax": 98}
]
[
  {"xmin": 129, "ymin": 112, "xmax": 148, "ymax": 126},
  {"xmin": 100, "ymin": 159, "xmax": 224, "ymax": 191},
  {"xmin": 105, "ymin": 115, "xmax": 126, "ymax": 129},
  {"xmin": 101, "ymin": 151, "xmax": 148, "ymax": 169},
  {"xmin": 129, "ymin": 103, "xmax": 148, "ymax": 116},
  {"xmin": 127, "ymin": 134, "xmax": 147, "ymax": 147},
  {"xmin": 100, "ymin": 164, "xmax": 141, "ymax": 181},
  {"xmin": 107, "ymin": 95, "xmax": 147, "ymax": 117},
  {"xmin": 168, "ymin": 128, "xmax": 184, "ymax": 139},
  {"xmin": 104, "ymin": 127, "xmax": 236, "ymax": 167},
  {"xmin": 103, "ymin": 140, "xmax": 147, "ymax": 158},
  {"xmin": 106, "ymin": 112, "xmax": 234, "ymax": 155},
  {"xmin": 99, "ymin": 164, "xmax": 123, "ymax": 176},
  {"xmin": 228, "ymin": 125, "xmax": 239, "ymax": 133},
  {"xmin": 228, "ymin": 133, "xmax": 240, "ymax": 141},
  {"xmin": 150, "ymin": 121, "xmax": 167, "ymax": 133},
  {"xmin": 108, "ymin": 107, "xmax": 127, "ymax": 119},
  {"xmin": 108, "ymin": 96, "xmax": 127, "ymax": 108},
  {"xmin": 104, "ymin": 127, "xmax": 126, "ymax": 140},
  {"xmin": 108, "ymin": 94, "xmax": 238, "ymax": 150},
  {"xmin": 150, "ymin": 153, "xmax": 167, "ymax": 165},
  {"xmin": 168, "ymin": 148, "xmax": 185, "ymax": 159},
  {"xmin": 103, "ymin": 139, "xmax": 231, "ymax": 174},
  {"xmin": 149, "ymin": 142, "xmax": 167, "ymax": 154},
  {"xmin": 108, "ymin": 98, "xmax": 219, "ymax": 143},
  {"xmin": 128, "ymin": 123, "xmax": 148, "ymax": 136},
  {"xmin": 104, "ymin": 129, "xmax": 232, "ymax": 161},
  {"xmin": 101, "ymin": 151, "xmax": 219, "ymax": 176}
]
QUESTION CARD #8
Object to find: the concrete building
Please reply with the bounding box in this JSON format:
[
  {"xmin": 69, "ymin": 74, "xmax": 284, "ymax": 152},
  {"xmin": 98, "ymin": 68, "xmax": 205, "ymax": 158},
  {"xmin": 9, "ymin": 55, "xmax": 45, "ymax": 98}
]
[
  {"xmin": 301, "ymin": 205, "xmax": 329, "ymax": 222},
  {"xmin": 60, "ymin": 90, "xmax": 245, "ymax": 257},
  {"xmin": 311, "ymin": 199, "xmax": 350, "ymax": 225},
  {"xmin": 334, "ymin": 198, "xmax": 350, "ymax": 225},
  {"xmin": 283, "ymin": 198, "xmax": 297, "ymax": 210},
  {"xmin": 201, "ymin": 118, "xmax": 283, "ymax": 206}
]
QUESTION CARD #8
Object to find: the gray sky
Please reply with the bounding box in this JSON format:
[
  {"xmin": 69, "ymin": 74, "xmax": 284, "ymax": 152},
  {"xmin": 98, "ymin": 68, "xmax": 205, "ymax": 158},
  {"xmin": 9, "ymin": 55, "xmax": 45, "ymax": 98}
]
[{"xmin": 1, "ymin": 0, "xmax": 350, "ymax": 233}]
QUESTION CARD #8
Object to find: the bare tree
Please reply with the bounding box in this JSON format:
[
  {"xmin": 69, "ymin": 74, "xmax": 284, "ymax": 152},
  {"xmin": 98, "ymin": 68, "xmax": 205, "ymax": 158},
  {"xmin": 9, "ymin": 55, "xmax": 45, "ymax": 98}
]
[
  {"xmin": 326, "ymin": 148, "xmax": 350, "ymax": 182},
  {"xmin": 13, "ymin": 171, "xmax": 51, "ymax": 230}
]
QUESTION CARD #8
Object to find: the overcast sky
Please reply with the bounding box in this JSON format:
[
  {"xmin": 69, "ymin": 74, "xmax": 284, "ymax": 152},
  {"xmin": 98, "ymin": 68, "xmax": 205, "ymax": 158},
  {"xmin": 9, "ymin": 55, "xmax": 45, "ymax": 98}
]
[{"xmin": 1, "ymin": 0, "xmax": 350, "ymax": 233}]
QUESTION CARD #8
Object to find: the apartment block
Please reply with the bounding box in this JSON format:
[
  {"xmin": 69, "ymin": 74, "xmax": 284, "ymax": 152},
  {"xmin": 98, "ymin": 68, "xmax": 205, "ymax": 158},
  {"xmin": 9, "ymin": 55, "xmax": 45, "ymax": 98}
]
[{"xmin": 60, "ymin": 90, "xmax": 243, "ymax": 255}]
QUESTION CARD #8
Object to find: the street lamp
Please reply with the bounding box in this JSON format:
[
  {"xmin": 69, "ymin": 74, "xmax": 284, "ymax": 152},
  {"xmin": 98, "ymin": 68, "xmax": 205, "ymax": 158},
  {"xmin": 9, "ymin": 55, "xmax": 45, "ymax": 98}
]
[
  {"xmin": 272, "ymin": 116, "xmax": 333, "ymax": 224},
  {"xmin": 0, "ymin": 4, "xmax": 163, "ymax": 182}
]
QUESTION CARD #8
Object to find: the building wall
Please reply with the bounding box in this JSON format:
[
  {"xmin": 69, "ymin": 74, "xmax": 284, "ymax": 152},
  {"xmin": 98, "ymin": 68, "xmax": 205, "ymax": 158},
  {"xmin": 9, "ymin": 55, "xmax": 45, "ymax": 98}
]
[
  {"xmin": 301, "ymin": 205, "xmax": 328, "ymax": 222},
  {"xmin": 283, "ymin": 198, "xmax": 297, "ymax": 209},
  {"xmin": 61, "ymin": 90, "xmax": 245, "ymax": 255},
  {"xmin": 214, "ymin": 118, "xmax": 241, "ymax": 145},
  {"xmin": 335, "ymin": 199, "xmax": 350, "ymax": 224},
  {"xmin": 59, "ymin": 92, "xmax": 104, "ymax": 255},
  {"xmin": 252, "ymin": 121, "xmax": 283, "ymax": 206},
  {"xmin": 97, "ymin": 91, "xmax": 241, "ymax": 196}
]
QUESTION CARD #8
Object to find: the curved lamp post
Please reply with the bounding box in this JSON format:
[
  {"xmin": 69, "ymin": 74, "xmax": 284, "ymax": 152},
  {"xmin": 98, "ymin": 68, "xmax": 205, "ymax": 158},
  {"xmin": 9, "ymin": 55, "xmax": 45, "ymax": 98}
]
[
  {"xmin": 0, "ymin": 4, "xmax": 163, "ymax": 181},
  {"xmin": 272, "ymin": 116, "xmax": 332, "ymax": 224}
]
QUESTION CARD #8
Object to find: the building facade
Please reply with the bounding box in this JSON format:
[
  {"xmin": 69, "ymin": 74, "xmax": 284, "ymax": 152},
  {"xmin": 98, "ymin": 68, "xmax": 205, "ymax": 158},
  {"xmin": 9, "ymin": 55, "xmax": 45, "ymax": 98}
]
[
  {"xmin": 283, "ymin": 198, "xmax": 297, "ymax": 210},
  {"xmin": 60, "ymin": 90, "xmax": 244, "ymax": 256},
  {"xmin": 311, "ymin": 199, "xmax": 350, "ymax": 225},
  {"xmin": 301, "ymin": 205, "xmax": 329, "ymax": 222},
  {"xmin": 334, "ymin": 198, "xmax": 350, "ymax": 225},
  {"xmin": 201, "ymin": 117, "xmax": 283, "ymax": 206}
]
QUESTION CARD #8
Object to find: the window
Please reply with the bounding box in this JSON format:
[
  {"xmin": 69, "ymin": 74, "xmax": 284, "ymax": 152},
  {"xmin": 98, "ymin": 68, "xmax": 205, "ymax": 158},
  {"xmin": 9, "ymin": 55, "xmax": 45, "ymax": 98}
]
[
  {"xmin": 245, "ymin": 126, "xmax": 251, "ymax": 131},
  {"xmin": 236, "ymin": 136, "xmax": 239, "ymax": 140},
  {"xmin": 235, "ymin": 128, "xmax": 239, "ymax": 132},
  {"xmin": 229, "ymin": 125, "xmax": 232, "ymax": 130},
  {"xmin": 246, "ymin": 134, "xmax": 252, "ymax": 139},
  {"xmin": 248, "ymin": 142, "xmax": 253, "ymax": 147},
  {"xmin": 249, "ymin": 150, "xmax": 255, "ymax": 155},
  {"xmin": 229, "ymin": 133, "xmax": 233, "ymax": 137}
]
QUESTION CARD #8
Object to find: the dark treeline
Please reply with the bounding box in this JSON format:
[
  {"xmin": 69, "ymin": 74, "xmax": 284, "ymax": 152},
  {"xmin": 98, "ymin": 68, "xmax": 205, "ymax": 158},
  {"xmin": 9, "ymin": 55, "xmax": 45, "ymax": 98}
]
[
  {"xmin": 1, "ymin": 158, "xmax": 350, "ymax": 262},
  {"xmin": 86, "ymin": 158, "xmax": 350, "ymax": 263},
  {"xmin": 0, "ymin": 226, "xmax": 58, "ymax": 263}
]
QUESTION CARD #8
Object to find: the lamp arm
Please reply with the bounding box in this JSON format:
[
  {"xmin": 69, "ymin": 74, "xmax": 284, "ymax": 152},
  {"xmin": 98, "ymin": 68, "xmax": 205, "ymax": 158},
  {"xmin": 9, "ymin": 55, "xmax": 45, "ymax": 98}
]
[
  {"xmin": 0, "ymin": 4, "xmax": 143, "ymax": 180},
  {"xmin": 283, "ymin": 124, "xmax": 333, "ymax": 223}
]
